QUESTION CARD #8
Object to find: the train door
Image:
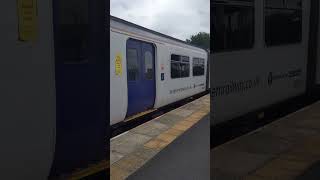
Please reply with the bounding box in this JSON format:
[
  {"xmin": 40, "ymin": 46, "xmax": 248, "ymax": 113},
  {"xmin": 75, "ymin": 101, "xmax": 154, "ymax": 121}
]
[
  {"xmin": 126, "ymin": 39, "xmax": 156, "ymax": 117},
  {"xmin": 50, "ymin": 0, "xmax": 107, "ymax": 177}
]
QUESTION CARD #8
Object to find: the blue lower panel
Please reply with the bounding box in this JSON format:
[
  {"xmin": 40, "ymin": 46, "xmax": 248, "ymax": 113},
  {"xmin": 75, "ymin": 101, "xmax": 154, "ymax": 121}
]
[{"xmin": 50, "ymin": 65, "xmax": 107, "ymax": 177}]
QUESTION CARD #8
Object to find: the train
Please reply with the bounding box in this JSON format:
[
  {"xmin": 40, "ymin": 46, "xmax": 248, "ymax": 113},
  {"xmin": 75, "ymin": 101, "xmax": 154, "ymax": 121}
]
[
  {"xmin": 4, "ymin": 0, "xmax": 320, "ymax": 179},
  {"xmin": 2, "ymin": 1, "xmax": 209, "ymax": 178},
  {"xmin": 110, "ymin": 16, "xmax": 210, "ymax": 125},
  {"xmin": 1, "ymin": 0, "xmax": 107, "ymax": 179},
  {"xmin": 211, "ymin": 0, "xmax": 320, "ymax": 125}
]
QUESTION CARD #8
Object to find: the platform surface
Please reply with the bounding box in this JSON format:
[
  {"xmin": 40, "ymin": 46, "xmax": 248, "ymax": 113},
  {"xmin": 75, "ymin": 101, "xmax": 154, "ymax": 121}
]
[
  {"xmin": 128, "ymin": 115, "xmax": 209, "ymax": 180},
  {"xmin": 211, "ymin": 100, "xmax": 320, "ymax": 180},
  {"xmin": 110, "ymin": 94, "xmax": 210, "ymax": 179}
]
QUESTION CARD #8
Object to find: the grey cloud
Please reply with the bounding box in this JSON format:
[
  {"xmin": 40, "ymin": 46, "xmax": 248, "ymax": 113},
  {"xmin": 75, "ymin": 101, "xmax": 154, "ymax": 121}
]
[{"xmin": 111, "ymin": 0, "xmax": 210, "ymax": 41}]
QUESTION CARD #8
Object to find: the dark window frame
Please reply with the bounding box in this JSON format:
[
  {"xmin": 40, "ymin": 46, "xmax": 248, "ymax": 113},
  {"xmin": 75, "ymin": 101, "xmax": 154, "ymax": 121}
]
[
  {"xmin": 126, "ymin": 38, "xmax": 157, "ymax": 82},
  {"xmin": 55, "ymin": 0, "xmax": 90, "ymax": 64},
  {"xmin": 264, "ymin": 0, "xmax": 303, "ymax": 47},
  {"xmin": 212, "ymin": 0, "xmax": 255, "ymax": 53},
  {"xmin": 192, "ymin": 57, "xmax": 205, "ymax": 76},
  {"xmin": 170, "ymin": 54, "xmax": 190, "ymax": 79},
  {"xmin": 127, "ymin": 48, "xmax": 140, "ymax": 82},
  {"xmin": 144, "ymin": 50, "xmax": 154, "ymax": 80}
]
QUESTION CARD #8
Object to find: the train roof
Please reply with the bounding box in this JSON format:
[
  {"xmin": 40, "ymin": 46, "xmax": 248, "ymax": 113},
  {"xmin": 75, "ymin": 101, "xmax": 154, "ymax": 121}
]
[{"xmin": 110, "ymin": 15, "xmax": 208, "ymax": 53}]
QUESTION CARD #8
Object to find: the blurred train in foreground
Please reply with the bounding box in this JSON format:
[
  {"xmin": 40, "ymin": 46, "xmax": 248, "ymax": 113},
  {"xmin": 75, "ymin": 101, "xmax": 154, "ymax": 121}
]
[
  {"xmin": 5, "ymin": 0, "xmax": 320, "ymax": 179},
  {"xmin": 1, "ymin": 0, "xmax": 107, "ymax": 179},
  {"xmin": 110, "ymin": 16, "xmax": 209, "ymax": 125},
  {"xmin": 211, "ymin": 0, "xmax": 320, "ymax": 125}
]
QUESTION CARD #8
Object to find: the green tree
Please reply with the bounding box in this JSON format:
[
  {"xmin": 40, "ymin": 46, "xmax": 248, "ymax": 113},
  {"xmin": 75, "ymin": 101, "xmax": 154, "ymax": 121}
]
[{"xmin": 186, "ymin": 32, "xmax": 210, "ymax": 51}]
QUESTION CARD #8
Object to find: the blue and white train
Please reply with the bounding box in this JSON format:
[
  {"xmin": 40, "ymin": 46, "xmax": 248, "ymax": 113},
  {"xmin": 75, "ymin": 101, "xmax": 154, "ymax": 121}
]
[
  {"xmin": 110, "ymin": 16, "xmax": 209, "ymax": 125},
  {"xmin": 1, "ymin": 1, "xmax": 209, "ymax": 178}
]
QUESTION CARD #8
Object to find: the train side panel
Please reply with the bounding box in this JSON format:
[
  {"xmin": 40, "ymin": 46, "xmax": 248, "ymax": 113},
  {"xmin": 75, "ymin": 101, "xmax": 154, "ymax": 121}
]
[
  {"xmin": 156, "ymin": 45, "xmax": 207, "ymax": 108},
  {"xmin": 211, "ymin": 0, "xmax": 310, "ymax": 125},
  {"xmin": 0, "ymin": 0, "xmax": 55, "ymax": 179},
  {"xmin": 153, "ymin": 42, "xmax": 168, "ymax": 108},
  {"xmin": 110, "ymin": 30, "xmax": 128, "ymax": 125}
]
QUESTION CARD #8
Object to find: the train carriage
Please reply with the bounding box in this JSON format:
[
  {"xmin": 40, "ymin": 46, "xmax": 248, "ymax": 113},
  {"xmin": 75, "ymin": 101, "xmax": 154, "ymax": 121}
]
[
  {"xmin": 110, "ymin": 16, "xmax": 209, "ymax": 125},
  {"xmin": 211, "ymin": 0, "xmax": 320, "ymax": 125}
]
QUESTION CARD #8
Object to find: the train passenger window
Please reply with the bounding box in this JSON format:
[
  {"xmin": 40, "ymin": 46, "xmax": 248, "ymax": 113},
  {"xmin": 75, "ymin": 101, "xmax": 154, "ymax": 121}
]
[
  {"xmin": 181, "ymin": 56, "xmax": 190, "ymax": 78},
  {"xmin": 54, "ymin": 0, "xmax": 89, "ymax": 63},
  {"xmin": 193, "ymin": 58, "xmax": 205, "ymax": 76},
  {"xmin": 212, "ymin": 0, "xmax": 254, "ymax": 52},
  {"xmin": 171, "ymin": 61, "xmax": 181, "ymax": 79},
  {"xmin": 181, "ymin": 56, "xmax": 190, "ymax": 63},
  {"xmin": 286, "ymin": 0, "xmax": 302, "ymax": 9},
  {"xmin": 144, "ymin": 51, "xmax": 153, "ymax": 80},
  {"xmin": 266, "ymin": 0, "xmax": 302, "ymax": 10},
  {"xmin": 170, "ymin": 54, "xmax": 190, "ymax": 79},
  {"xmin": 127, "ymin": 49, "xmax": 139, "ymax": 81},
  {"xmin": 265, "ymin": 0, "xmax": 302, "ymax": 46},
  {"xmin": 171, "ymin": 54, "xmax": 180, "ymax": 62}
]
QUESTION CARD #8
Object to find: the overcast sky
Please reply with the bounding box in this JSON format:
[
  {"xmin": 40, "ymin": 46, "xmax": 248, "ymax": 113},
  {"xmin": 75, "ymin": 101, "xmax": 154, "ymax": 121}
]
[{"xmin": 110, "ymin": 0, "xmax": 210, "ymax": 41}]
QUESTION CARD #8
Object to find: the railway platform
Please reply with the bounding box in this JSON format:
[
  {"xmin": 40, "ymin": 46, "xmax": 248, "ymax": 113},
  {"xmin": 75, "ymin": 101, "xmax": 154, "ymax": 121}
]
[
  {"xmin": 211, "ymin": 100, "xmax": 320, "ymax": 180},
  {"xmin": 110, "ymin": 94, "xmax": 210, "ymax": 179}
]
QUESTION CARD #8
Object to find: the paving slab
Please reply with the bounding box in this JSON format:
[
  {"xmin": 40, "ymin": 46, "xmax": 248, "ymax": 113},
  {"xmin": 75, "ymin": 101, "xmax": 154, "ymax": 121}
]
[
  {"xmin": 156, "ymin": 113, "xmax": 185, "ymax": 126},
  {"xmin": 111, "ymin": 132, "xmax": 152, "ymax": 155},
  {"xmin": 130, "ymin": 121, "xmax": 169, "ymax": 137}
]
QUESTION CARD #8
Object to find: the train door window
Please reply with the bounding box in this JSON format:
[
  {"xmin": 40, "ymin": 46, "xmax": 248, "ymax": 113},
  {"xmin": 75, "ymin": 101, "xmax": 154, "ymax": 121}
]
[
  {"xmin": 193, "ymin": 58, "xmax": 205, "ymax": 76},
  {"xmin": 212, "ymin": 0, "xmax": 254, "ymax": 52},
  {"xmin": 144, "ymin": 51, "xmax": 153, "ymax": 80},
  {"xmin": 127, "ymin": 49, "xmax": 139, "ymax": 81},
  {"xmin": 55, "ymin": 0, "xmax": 89, "ymax": 63},
  {"xmin": 171, "ymin": 54, "xmax": 190, "ymax": 78},
  {"xmin": 171, "ymin": 54, "xmax": 181, "ymax": 79},
  {"xmin": 265, "ymin": 0, "xmax": 302, "ymax": 46},
  {"xmin": 180, "ymin": 56, "xmax": 190, "ymax": 78}
]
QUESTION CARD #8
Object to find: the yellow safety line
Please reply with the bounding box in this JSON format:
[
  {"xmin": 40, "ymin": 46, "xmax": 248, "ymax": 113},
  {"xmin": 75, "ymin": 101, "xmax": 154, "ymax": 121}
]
[
  {"xmin": 124, "ymin": 109, "xmax": 157, "ymax": 122},
  {"xmin": 63, "ymin": 160, "xmax": 109, "ymax": 180}
]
